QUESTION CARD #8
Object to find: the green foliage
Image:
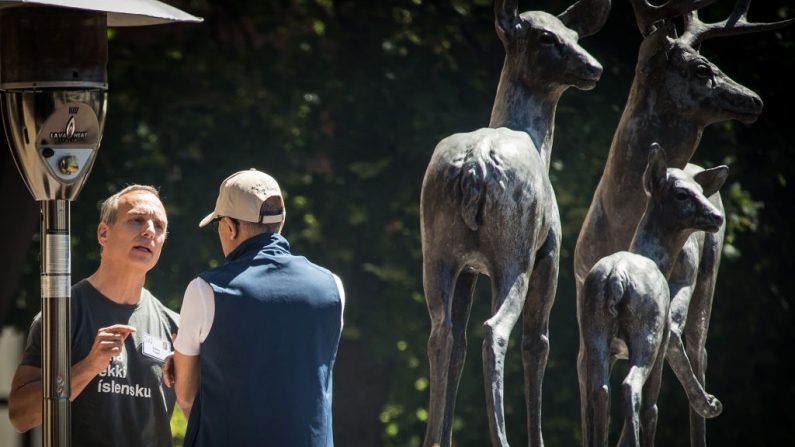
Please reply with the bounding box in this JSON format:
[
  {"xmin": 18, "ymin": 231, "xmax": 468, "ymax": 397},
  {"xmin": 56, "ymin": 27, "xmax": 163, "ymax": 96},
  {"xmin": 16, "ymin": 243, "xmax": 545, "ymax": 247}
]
[
  {"xmin": 171, "ymin": 407, "xmax": 188, "ymax": 447},
  {"xmin": 6, "ymin": 0, "xmax": 795, "ymax": 445}
]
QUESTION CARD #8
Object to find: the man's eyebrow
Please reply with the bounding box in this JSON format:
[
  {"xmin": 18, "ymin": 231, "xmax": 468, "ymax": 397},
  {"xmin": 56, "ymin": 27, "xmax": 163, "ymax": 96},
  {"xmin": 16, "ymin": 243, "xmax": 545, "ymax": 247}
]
[
  {"xmin": 127, "ymin": 210, "xmax": 153, "ymax": 217},
  {"xmin": 127, "ymin": 209, "xmax": 168, "ymax": 222}
]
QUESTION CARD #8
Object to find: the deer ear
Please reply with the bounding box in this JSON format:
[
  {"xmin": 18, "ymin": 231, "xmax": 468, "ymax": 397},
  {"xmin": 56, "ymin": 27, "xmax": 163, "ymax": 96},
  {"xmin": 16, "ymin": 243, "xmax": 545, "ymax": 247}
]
[
  {"xmin": 693, "ymin": 165, "xmax": 729, "ymax": 197},
  {"xmin": 643, "ymin": 143, "xmax": 667, "ymax": 195},
  {"xmin": 558, "ymin": 0, "xmax": 611, "ymax": 38},
  {"xmin": 639, "ymin": 23, "xmax": 676, "ymax": 72}
]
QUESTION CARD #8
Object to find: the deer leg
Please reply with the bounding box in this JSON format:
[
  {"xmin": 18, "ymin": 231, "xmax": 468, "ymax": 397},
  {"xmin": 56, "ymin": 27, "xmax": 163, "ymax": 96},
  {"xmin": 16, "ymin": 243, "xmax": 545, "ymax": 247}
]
[
  {"xmin": 684, "ymin": 313, "xmax": 710, "ymax": 447},
  {"xmin": 577, "ymin": 329, "xmax": 610, "ymax": 447},
  {"xmin": 618, "ymin": 369, "xmax": 646, "ymax": 447},
  {"xmin": 440, "ymin": 270, "xmax": 478, "ymax": 446},
  {"xmin": 639, "ymin": 327, "xmax": 669, "ymax": 447},
  {"xmin": 576, "ymin": 280, "xmax": 589, "ymax": 446},
  {"xmin": 577, "ymin": 275, "xmax": 613, "ymax": 447},
  {"xmin": 422, "ymin": 259, "xmax": 458, "ymax": 447},
  {"xmin": 685, "ymin": 229, "xmax": 722, "ymax": 447},
  {"xmin": 522, "ymin": 230, "xmax": 559, "ymax": 447},
  {"xmin": 666, "ymin": 282, "xmax": 722, "ymax": 419},
  {"xmin": 617, "ymin": 321, "xmax": 663, "ymax": 447},
  {"xmin": 483, "ymin": 267, "xmax": 531, "ymax": 447}
]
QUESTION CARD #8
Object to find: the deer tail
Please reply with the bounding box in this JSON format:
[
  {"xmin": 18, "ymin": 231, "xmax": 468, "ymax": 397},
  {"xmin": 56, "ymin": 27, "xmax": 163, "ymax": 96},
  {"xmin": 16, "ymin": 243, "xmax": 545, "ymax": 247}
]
[
  {"xmin": 458, "ymin": 139, "xmax": 507, "ymax": 232},
  {"xmin": 605, "ymin": 269, "xmax": 627, "ymax": 318},
  {"xmin": 459, "ymin": 145, "xmax": 488, "ymax": 232}
]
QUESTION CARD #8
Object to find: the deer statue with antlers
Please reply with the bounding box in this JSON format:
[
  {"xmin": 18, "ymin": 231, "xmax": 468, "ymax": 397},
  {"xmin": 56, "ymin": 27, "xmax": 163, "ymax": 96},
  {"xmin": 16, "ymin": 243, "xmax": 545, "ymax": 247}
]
[
  {"xmin": 420, "ymin": 1, "xmax": 610, "ymax": 446},
  {"xmin": 579, "ymin": 144, "xmax": 728, "ymax": 447},
  {"xmin": 574, "ymin": 1, "xmax": 793, "ymax": 445}
]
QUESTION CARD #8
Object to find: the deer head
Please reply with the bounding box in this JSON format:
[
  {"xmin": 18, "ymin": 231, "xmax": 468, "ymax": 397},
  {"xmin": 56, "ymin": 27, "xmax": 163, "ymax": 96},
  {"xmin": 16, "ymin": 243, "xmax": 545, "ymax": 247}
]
[
  {"xmin": 494, "ymin": 0, "xmax": 610, "ymax": 92},
  {"xmin": 632, "ymin": 0, "xmax": 793, "ymax": 126},
  {"xmin": 643, "ymin": 143, "xmax": 727, "ymax": 234}
]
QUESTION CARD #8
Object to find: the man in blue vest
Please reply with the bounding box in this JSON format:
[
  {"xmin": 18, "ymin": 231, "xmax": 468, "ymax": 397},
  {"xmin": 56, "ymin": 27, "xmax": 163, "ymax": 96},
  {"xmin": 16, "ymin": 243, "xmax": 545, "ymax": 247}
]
[{"xmin": 170, "ymin": 168, "xmax": 344, "ymax": 446}]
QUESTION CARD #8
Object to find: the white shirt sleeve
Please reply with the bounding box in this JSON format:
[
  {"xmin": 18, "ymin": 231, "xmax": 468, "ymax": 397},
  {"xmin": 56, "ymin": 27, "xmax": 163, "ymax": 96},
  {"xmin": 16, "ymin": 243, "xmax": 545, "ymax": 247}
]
[
  {"xmin": 174, "ymin": 277, "xmax": 216, "ymax": 356},
  {"xmin": 333, "ymin": 274, "xmax": 345, "ymax": 329}
]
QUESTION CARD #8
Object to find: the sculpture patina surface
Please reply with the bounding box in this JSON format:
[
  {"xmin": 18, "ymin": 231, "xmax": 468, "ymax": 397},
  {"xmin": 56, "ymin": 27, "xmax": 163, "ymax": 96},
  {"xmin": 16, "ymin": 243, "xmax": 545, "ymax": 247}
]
[
  {"xmin": 578, "ymin": 144, "xmax": 727, "ymax": 447},
  {"xmin": 573, "ymin": 1, "xmax": 793, "ymax": 444},
  {"xmin": 420, "ymin": 1, "xmax": 610, "ymax": 446}
]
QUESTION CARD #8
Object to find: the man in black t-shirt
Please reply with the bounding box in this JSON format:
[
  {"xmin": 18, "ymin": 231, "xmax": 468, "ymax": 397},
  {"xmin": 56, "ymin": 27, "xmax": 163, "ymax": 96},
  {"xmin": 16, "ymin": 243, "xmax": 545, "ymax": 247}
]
[{"xmin": 8, "ymin": 185, "xmax": 179, "ymax": 447}]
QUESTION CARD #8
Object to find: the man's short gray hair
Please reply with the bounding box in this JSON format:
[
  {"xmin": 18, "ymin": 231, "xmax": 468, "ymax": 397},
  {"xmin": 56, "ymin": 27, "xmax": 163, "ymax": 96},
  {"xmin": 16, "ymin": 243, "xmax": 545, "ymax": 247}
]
[{"xmin": 99, "ymin": 185, "xmax": 161, "ymax": 226}]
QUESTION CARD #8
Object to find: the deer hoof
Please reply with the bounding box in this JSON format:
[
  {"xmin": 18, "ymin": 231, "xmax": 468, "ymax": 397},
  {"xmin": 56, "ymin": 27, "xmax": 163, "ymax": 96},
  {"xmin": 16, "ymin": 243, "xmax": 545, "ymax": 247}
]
[{"xmin": 701, "ymin": 394, "xmax": 723, "ymax": 418}]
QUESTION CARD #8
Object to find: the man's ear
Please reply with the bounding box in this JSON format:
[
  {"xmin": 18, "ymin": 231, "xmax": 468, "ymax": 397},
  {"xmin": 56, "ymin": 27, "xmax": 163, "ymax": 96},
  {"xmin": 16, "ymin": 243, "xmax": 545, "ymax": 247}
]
[
  {"xmin": 225, "ymin": 217, "xmax": 239, "ymax": 240},
  {"xmin": 97, "ymin": 223, "xmax": 109, "ymax": 248}
]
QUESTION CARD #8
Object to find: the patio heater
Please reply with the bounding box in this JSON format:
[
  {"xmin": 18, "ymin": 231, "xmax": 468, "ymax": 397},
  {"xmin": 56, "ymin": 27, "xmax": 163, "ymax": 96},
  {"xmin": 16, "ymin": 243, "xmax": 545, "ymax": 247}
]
[{"xmin": 0, "ymin": 1, "xmax": 201, "ymax": 446}]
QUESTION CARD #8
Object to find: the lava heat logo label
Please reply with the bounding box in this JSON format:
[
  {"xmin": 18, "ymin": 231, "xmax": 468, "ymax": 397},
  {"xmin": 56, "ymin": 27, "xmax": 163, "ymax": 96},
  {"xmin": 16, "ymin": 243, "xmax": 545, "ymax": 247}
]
[
  {"xmin": 49, "ymin": 113, "xmax": 88, "ymax": 143},
  {"xmin": 65, "ymin": 116, "xmax": 76, "ymax": 139}
]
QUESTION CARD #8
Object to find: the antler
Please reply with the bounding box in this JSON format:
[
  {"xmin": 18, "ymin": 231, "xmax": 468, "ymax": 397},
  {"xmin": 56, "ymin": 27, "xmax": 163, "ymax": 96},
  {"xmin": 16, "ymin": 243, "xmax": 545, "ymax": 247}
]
[
  {"xmin": 495, "ymin": 0, "xmax": 519, "ymax": 37},
  {"xmin": 681, "ymin": 0, "xmax": 795, "ymax": 47},
  {"xmin": 629, "ymin": 0, "xmax": 718, "ymax": 36},
  {"xmin": 558, "ymin": 0, "xmax": 612, "ymax": 38}
]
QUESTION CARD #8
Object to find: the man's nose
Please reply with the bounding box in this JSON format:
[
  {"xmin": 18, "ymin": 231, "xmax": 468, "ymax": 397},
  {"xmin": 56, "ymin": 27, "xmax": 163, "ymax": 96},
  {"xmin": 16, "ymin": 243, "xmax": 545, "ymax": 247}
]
[{"xmin": 141, "ymin": 220, "xmax": 156, "ymax": 238}]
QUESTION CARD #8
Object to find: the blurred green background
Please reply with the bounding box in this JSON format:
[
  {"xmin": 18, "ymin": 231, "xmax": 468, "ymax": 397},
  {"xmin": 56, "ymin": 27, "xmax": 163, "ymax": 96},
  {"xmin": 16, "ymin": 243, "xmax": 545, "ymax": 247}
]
[{"xmin": 3, "ymin": 0, "xmax": 794, "ymax": 445}]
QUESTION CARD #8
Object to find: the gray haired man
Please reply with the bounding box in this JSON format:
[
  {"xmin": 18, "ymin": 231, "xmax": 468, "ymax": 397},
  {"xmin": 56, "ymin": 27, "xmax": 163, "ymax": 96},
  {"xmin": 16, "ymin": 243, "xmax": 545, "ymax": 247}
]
[{"xmin": 9, "ymin": 185, "xmax": 179, "ymax": 447}]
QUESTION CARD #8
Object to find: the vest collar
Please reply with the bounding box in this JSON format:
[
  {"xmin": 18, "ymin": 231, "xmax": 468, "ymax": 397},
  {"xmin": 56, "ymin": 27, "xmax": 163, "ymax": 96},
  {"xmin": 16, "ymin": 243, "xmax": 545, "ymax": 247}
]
[{"xmin": 225, "ymin": 232, "xmax": 291, "ymax": 262}]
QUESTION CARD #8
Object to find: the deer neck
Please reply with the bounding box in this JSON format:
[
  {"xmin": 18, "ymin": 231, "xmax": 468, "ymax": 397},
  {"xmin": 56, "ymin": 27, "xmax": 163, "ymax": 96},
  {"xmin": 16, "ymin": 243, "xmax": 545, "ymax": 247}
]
[
  {"xmin": 489, "ymin": 73, "xmax": 562, "ymax": 171},
  {"xmin": 600, "ymin": 82, "xmax": 704, "ymax": 217},
  {"xmin": 629, "ymin": 205, "xmax": 691, "ymax": 278}
]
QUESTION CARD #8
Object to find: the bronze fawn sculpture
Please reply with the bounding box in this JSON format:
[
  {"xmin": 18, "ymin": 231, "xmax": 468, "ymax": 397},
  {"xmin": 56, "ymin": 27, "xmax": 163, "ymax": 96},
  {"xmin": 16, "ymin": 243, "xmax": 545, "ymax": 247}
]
[
  {"xmin": 573, "ymin": 1, "xmax": 793, "ymax": 444},
  {"xmin": 420, "ymin": 0, "xmax": 610, "ymax": 446},
  {"xmin": 578, "ymin": 144, "xmax": 728, "ymax": 447}
]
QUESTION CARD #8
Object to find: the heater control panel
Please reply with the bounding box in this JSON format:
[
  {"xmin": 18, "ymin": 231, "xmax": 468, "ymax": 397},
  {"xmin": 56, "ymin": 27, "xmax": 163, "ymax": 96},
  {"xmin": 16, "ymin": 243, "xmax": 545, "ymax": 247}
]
[
  {"xmin": 2, "ymin": 89, "xmax": 107, "ymax": 200},
  {"xmin": 35, "ymin": 101, "xmax": 101, "ymax": 183}
]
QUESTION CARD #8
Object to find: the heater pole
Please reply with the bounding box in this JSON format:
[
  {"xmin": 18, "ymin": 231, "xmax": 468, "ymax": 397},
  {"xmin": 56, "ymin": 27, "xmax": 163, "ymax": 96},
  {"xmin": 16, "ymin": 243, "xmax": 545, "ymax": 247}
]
[{"xmin": 40, "ymin": 199, "xmax": 71, "ymax": 447}]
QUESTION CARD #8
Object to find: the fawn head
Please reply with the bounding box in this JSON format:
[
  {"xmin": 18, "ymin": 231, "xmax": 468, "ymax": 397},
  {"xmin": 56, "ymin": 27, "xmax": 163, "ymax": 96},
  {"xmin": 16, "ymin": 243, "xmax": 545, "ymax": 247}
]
[
  {"xmin": 643, "ymin": 143, "xmax": 727, "ymax": 234},
  {"xmin": 494, "ymin": 0, "xmax": 610, "ymax": 92}
]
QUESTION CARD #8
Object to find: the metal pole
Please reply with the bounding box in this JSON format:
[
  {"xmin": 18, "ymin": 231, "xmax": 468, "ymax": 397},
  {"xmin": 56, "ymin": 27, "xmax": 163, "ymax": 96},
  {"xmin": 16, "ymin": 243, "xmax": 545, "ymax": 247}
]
[{"xmin": 40, "ymin": 200, "xmax": 71, "ymax": 447}]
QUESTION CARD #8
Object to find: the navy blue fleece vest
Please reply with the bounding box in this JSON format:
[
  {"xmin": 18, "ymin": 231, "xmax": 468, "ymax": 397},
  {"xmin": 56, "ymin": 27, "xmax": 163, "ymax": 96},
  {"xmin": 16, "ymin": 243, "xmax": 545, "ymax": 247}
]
[{"xmin": 184, "ymin": 233, "xmax": 342, "ymax": 447}]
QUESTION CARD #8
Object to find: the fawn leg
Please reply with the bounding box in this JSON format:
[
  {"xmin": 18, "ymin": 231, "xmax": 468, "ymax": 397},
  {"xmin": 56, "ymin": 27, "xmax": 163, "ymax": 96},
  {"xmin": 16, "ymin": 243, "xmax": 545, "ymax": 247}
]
[
  {"xmin": 685, "ymin": 228, "xmax": 723, "ymax": 447},
  {"xmin": 640, "ymin": 328, "xmax": 669, "ymax": 447},
  {"xmin": 618, "ymin": 319, "xmax": 663, "ymax": 447},
  {"xmin": 577, "ymin": 273, "xmax": 613, "ymax": 447},
  {"xmin": 578, "ymin": 333, "xmax": 611, "ymax": 447},
  {"xmin": 666, "ymin": 280, "xmax": 722, "ymax": 419}
]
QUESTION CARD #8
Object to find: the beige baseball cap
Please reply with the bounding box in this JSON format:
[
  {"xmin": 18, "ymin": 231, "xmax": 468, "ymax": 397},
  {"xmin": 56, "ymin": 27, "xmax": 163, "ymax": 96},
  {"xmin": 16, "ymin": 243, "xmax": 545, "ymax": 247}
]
[{"xmin": 199, "ymin": 168, "xmax": 285, "ymax": 227}]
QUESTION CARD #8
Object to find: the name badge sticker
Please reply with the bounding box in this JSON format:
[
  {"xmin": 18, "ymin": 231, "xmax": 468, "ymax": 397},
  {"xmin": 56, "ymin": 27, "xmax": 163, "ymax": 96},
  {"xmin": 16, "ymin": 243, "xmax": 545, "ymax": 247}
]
[{"xmin": 141, "ymin": 333, "xmax": 171, "ymax": 362}]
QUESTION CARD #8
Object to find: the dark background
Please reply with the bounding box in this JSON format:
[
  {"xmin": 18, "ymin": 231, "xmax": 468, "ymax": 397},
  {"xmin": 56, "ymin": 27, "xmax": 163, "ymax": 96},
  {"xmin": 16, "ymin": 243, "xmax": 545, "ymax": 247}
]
[{"xmin": 2, "ymin": 0, "xmax": 793, "ymax": 445}]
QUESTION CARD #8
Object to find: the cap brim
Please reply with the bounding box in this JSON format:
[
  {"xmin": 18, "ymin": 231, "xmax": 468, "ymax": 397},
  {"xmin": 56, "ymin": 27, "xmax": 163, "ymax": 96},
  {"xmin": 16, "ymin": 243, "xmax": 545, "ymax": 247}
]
[{"xmin": 198, "ymin": 212, "xmax": 216, "ymax": 228}]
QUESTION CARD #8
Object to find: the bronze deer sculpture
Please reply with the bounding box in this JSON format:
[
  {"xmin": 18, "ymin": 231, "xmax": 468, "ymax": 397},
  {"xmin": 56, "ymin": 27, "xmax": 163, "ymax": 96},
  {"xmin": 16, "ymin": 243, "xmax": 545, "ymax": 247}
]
[
  {"xmin": 574, "ymin": 1, "xmax": 793, "ymax": 445},
  {"xmin": 579, "ymin": 144, "xmax": 727, "ymax": 447},
  {"xmin": 421, "ymin": 1, "xmax": 610, "ymax": 446}
]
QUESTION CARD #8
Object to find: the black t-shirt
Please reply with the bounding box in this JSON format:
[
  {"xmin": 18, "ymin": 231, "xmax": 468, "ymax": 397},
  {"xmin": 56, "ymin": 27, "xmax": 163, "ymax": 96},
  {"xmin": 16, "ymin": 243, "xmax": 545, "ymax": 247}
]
[{"xmin": 21, "ymin": 279, "xmax": 179, "ymax": 447}]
